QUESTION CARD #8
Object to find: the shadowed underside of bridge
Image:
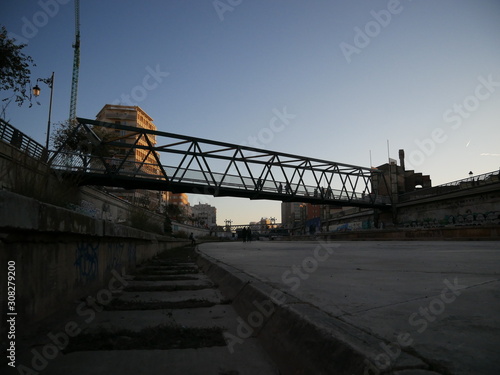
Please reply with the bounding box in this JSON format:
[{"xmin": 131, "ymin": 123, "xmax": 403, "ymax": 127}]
[{"xmin": 48, "ymin": 118, "xmax": 392, "ymax": 209}]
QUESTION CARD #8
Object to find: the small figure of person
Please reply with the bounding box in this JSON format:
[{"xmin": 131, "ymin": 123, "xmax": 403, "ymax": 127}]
[
  {"xmin": 189, "ymin": 232, "xmax": 195, "ymax": 245},
  {"xmin": 256, "ymin": 178, "xmax": 262, "ymax": 191},
  {"xmin": 327, "ymin": 187, "xmax": 333, "ymax": 199},
  {"xmin": 278, "ymin": 183, "xmax": 283, "ymax": 194},
  {"xmin": 108, "ymin": 153, "xmax": 119, "ymax": 173},
  {"xmin": 242, "ymin": 227, "xmax": 247, "ymax": 242},
  {"xmin": 246, "ymin": 227, "xmax": 252, "ymax": 242}
]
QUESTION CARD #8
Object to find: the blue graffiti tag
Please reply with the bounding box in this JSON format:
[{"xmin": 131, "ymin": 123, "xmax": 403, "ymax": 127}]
[{"xmin": 74, "ymin": 241, "xmax": 99, "ymax": 284}]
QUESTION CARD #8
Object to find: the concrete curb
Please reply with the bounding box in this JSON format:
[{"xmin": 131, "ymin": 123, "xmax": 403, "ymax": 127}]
[{"xmin": 197, "ymin": 251, "xmax": 442, "ymax": 375}]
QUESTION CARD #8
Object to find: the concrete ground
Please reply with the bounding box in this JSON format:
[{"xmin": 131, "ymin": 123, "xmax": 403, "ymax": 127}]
[{"xmin": 198, "ymin": 240, "xmax": 500, "ymax": 375}]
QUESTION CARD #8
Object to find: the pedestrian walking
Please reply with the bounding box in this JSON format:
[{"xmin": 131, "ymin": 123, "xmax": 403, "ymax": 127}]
[
  {"xmin": 189, "ymin": 232, "xmax": 195, "ymax": 245},
  {"xmin": 256, "ymin": 178, "xmax": 262, "ymax": 191}
]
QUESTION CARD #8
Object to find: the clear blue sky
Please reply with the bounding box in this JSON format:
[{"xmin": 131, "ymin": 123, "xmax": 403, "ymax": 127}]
[{"xmin": 2, "ymin": 0, "xmax": 500, "ymax": 225}]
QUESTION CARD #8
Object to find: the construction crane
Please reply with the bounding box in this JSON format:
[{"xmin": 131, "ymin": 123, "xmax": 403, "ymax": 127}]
[{"xmin": 69, "ymin": 0, "xmax": 80, "ymax": 122}]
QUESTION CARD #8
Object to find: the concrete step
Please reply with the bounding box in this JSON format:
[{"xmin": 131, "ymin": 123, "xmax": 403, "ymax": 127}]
[
  {"xmin": 132, "ymin": 274, "xmax": 203, "ymax": 281},
  {"xmin": 115, "ymin": 289, "xmax": 226, "ymax": 304},
  {"xmin": 21, "ymin": 248, "xmax": 280, "ymax": 375},
  {"xmin": 39, "ymin": 345, "xmax": 279, "ymax": 375},
  {"xmin": 83, "ymin": 305, "xmax": 243, "ymax": 333},
  {"xmin": 125, "ymin": 278, "xmax": 214, "ymax": 288}
]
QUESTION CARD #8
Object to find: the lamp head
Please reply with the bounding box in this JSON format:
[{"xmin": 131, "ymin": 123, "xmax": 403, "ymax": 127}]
[{"xmin": 33, "ymin": 84, "xmax": 41, "ymax": 97}]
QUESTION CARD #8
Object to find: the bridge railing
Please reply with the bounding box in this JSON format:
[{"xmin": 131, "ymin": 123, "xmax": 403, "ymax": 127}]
[
  {"xmin": 48, "ymin": 118, "xmax": 392, "ymax": 207},
  {"xmin": 50, "ymin": 150, "xmax": 392, "ymax": 206},
  {"xmin": 399, "ymin": 169, "xmax": 500, "ymax": 202},
  {"xmin": 0, "ymin": 119, "xmax": 46, "ymax": 160},
  {"xmin": 434, "ymin": 170, "xmax": 500, "ymax": 187}
]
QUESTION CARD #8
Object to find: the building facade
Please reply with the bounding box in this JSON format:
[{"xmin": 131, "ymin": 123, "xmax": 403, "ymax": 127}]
[
  {"xmin": 95, "ymin": 105, "xmax": 162, "ymax": 209},
  {"xmin": 191, "ymin": 203, "xmax": 217, "ymax": 228},
  {"xmin": 281, "ymin": 202, "xmax": 302, "ymax": 228}
]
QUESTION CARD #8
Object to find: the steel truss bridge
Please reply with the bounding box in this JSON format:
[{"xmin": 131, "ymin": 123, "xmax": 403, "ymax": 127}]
[{"xmin": 48, "ymin": 118, "xmax": 392, "ymax": 209}]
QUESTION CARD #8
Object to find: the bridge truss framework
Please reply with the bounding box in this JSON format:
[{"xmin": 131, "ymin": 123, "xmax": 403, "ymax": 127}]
[{"xmin": 48, "ymin": 118, "xmax": 392, "ymax": 209}]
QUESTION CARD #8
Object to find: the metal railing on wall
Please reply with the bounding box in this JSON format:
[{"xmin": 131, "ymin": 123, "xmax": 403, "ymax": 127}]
[
  {"xmin": 399, "ymin": 169, "xmax": 500, "ymax": 202},
  {"xmin": 0, "ymin": 119, "xmax": 47, "ymax": 160}
]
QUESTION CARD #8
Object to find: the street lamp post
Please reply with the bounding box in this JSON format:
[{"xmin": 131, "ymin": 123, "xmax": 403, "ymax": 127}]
[{"xmin": 32, "ymin": 72, "xmax": 55, "ymax": 156}]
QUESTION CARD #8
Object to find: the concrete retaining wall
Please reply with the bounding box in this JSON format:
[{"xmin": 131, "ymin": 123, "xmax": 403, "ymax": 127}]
[
  {"xmin": 76, "ymin": 186, "xmax": 142, "ymax": 224},
  {"xmin": 171, "ymin": 221, "xmax": 211, "ymax": 238},
  {"xmin": 318, "ymin": 179, "xmax": 500, "ymax": 232},
  {"xmin": 287, "ymin": 226, "xmax": 499, "ymax": 241},
  {"xmin": 397, "ymin": 185, "xmax": 500, "ymax": 227},
  {"xmin": 323, "ymin": 226, "xmax": 500, "ymax": 241},
  {"xmin": 0, "ymin": 190, "xmax": 188, "ymax": 336}
]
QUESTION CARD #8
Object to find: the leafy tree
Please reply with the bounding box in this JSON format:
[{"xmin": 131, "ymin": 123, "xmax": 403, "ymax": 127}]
[
  {"xmin": 165, "ymin": 203, "xmax": 184, "ymax": 221},
  {"xmin": 50, "ymin": 120, "xmax": 123, "ymax": 176},
  {"xmin": 0, "ymin": 25, "xmax": 37, "ymax": 117},
  {"xmin": 51, "ymin": 120, "xmax": 117, "ymax": 156},
  {"xmin": 164, "ymin": 215, "xmax": 173, "ymax": 235}
]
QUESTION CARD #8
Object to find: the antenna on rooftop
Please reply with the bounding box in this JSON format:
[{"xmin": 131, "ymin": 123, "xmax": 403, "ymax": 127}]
[{"xmin": 387, "ymin": 139, "xmax": 390, "ymax": 163}]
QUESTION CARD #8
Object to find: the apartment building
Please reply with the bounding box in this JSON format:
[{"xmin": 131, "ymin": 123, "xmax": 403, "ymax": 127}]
[
  {"xmin": 95, "ymin": 104, "xmax": 162, "ymax": 208},
  {"xmin": 191, "ymin": 202, "xmax": 216, "ymax": 227}
]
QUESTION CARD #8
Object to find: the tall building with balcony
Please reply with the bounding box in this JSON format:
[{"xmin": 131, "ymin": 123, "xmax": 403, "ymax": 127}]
[
  {"xmin": 95, "ymin": 105, "xmax": 162, "ymax": 208},
  {"xmin": 191, "ymin": 202, "xmax": 216, "ymax": 227}
]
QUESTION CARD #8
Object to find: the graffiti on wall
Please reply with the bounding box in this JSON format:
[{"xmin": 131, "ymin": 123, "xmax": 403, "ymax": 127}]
[
  {"xmin": 74, "ymin": 241, "xmax": 99, "ymax": 284},
  {"xmin": 105, "ymin": 242, "xmax": 137, "ymax": 272},
  {"xmin": 68, "ymin": 200, "xmax": 101, "ymax": 219},
  {"xmin": 74, "ymin": 240, "xmax": 137, "ymax": 284},
  {"xmin": 329, "ymin": 220, "xmax": 374, "ymax": 232},
  {"xmin": 445, "ymin": 210, "xmax": 500, "ymax": 226},
  {"xmin": 401, "ymin": 211, "xmax": 500, "ymax": 228},
  {"xmin": 101, "ymin": 202, "xmax": 113, "ymax": 221}
]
